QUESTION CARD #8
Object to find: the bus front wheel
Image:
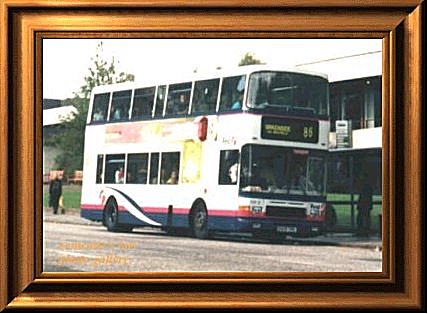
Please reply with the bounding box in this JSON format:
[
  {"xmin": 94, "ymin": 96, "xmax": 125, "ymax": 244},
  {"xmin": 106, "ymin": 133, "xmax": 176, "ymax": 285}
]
[{"xmin": 191, "ymin": 202, "xmax": 209, "ymax": 239}]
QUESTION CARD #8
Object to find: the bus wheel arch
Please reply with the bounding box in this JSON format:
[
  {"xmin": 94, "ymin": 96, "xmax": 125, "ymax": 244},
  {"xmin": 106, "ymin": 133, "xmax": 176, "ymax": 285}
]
[
  {"xmin": 189, "ymin": 198, "xmax": 209, "ymax": 239},
  {"xmin": 103, "ymin": 196, "xmax": 133, "ymax": 232},
  {"xmin": 103, "ymin": 196, "xmax": 120, "ymax": 231}
]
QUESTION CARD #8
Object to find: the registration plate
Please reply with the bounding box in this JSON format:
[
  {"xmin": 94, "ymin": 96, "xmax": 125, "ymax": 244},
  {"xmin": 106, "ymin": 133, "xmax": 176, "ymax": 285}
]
[{"xmin": 277, "ymin": 226, "xmax": 297, "ymax": 233}]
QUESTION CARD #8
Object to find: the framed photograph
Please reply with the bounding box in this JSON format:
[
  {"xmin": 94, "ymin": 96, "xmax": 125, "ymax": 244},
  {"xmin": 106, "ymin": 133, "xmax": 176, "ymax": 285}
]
[
  {"xmin": 41, "ymin": 38, "xmax": 384, "ymax": 273},
  {"xmin": 0, "ymin": 0, "xmax": 424, "ymax": 311}
]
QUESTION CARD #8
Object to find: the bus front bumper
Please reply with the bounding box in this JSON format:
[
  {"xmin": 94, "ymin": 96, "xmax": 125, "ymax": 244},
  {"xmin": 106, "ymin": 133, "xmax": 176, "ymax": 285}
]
[{"xmin": 235, "ymin": 217, "xmax": 324, "ymax": 237}]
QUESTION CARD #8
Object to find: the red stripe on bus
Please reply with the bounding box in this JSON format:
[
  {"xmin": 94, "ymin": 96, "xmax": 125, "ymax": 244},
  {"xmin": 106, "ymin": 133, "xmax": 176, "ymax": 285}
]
[
  {"xmin": 80, "ymin": 205, "xmax": 324, "ymax": 222},
  {"xmin": 81, "ymin": 204, "xmax": 245, "ymax": 217},
  {"xmin": 80, "ymin": 204, "xmax": 131, "ymax": 212},
  {"xmin": 80, "ymin": 204, "xmax": 189, "ymax": 214},
  {"xmin": 81, "ymin": 204, "xmax": 104, "ymax": 210}
]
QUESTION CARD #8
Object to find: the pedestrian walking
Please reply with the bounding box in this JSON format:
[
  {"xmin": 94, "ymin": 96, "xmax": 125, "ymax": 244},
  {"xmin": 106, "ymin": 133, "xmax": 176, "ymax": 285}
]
[
  {"xmin": 49, "ymin": 173, "xmax": 63, "ymax": 214},
  {"xmin": 356, "ymin": 174, "xmax": 373, "ymax": 236}
]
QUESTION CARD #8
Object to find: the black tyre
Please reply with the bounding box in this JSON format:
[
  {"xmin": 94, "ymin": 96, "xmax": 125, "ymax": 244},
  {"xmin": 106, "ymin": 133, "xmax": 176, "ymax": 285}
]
[
  {"xmin": 104, "ymin": 198, "xmax": 121, "ymax": 232},
  {"xmin": 191, "ymin": 202, "xmax": 209, "ymax": 239}
]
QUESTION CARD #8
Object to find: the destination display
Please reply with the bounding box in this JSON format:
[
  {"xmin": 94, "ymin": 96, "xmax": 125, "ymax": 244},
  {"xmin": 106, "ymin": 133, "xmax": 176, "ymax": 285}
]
[{"xmin": 261, "ymin": 116, "xmax": 319, "ymax": 143}]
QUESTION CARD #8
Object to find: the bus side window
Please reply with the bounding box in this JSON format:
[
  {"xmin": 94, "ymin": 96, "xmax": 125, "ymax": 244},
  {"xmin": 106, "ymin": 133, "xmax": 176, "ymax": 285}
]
[
  {"xmin": 165, "ymin": 82, "xmax": 192, "ymax": 116},
  {"xmin": 218, "ymin": 150, "xmax": 239, "ymax": 185},
  {"xmin": 154, "ymin": 85, "xmax": 166, "ymax": 118},
  {"xmin": 149, "ymin": 153, "xmax": 160, "ymax": 184},
  {"xmin": 110, "ymin": 90, "xmax": 132, "ymax": 121},
  {"xmin": 219, "ymin": 75, "xmax": 246, "ymax": 112},
  {"xmin": 104, "ymin": 154, "xmax": 125, "ymax": 184},
  {"xmin": 126, "ymin": 153, "xmax": 148, "ymax": 184},
  {"xmin": 96, "ymin": 154, "xmax": 104, "ymax": 184},
  {"xmin": 132, "ymin": 87, "xmax": 155, "ymax": 120},
  {"xmin": 91, "ymin": 93, "xmax": 110, "ymax": 123},
  {"xmin": 191, "ymin": 79, "xmax": 219, "ymax": 115},
  {"xmin": 160, "ymin": 152, "xmax": 180, "ymax": 184}
]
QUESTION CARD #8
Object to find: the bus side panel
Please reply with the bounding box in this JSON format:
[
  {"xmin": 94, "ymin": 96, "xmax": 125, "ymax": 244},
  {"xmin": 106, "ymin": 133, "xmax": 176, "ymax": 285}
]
[
  {"xmin": 208, "ymin": 216, "xmax": 240, "ymax": 232},
  {"xmin": 81, "ymin": 208, "xmax": 103, "ymax": 222},
  {"xmin": 205, "ymin": 183, "xmax": 239, "ymax": 231},
  {"xmin": 117, "ymin": 211, "xmax": 162, "ymax": 226},
  {"xmin": 117, "ymin": 211, "xmax": 190, "ymax": 228}
]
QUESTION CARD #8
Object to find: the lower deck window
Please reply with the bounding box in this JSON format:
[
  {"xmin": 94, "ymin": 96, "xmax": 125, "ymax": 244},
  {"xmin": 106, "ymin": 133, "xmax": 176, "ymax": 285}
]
[
  {"xmin": 104, "ymin": 154, "xmax": 125, "ymax": 184},
  {"xmin": 161, "ymin": 152, "xmax": 180, "ymax": 184},
  {"xmin": 98, "ymin": 151, "xmax": 181, "ymax": 185},
  {"xmin": 126, "ymin": 153, "xmax": 148, "ymax": 184},
  {"xmin": 218, "ymin": 150, "xmax": 239, "ymax": 185},
  {"xmin": 149, "ymin": 153, "xmax": 160, "ymax": 184},
  {"xmin": 96, "ymin": 155, "xmax": 104, "ymax": 184}
]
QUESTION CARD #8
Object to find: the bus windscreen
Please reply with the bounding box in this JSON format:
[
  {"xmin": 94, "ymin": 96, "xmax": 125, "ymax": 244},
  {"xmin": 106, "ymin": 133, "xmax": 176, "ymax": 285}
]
[
  {"xmin": 247, "ymin": 71, "xmax": 328, "ymax": 117},
  {"xmin": 239, "ymin": 144, "xmax": 326, "ymax": 196}
]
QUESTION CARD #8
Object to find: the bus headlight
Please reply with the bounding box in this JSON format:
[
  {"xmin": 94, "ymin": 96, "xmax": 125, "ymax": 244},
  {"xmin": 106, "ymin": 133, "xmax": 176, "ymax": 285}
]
[
  {"xmin": 252, "ymin": 206, "xmax": 263, "ymax": 213},
  {"xmin": 310, "ymin": 204, "xmax": 321, "ymax": 215}
]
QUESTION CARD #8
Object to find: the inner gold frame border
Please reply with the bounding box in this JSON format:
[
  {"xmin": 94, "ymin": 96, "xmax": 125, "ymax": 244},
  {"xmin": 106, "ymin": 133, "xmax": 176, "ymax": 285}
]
[{"xmin": 0, "ymin": 0, "xmax": 425, "ymax": 311}]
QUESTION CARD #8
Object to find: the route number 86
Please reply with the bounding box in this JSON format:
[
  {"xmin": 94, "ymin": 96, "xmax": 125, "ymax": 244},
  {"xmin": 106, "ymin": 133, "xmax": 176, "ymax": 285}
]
[{"xmin": 303, "ymin": 126, "xmax": 314, "ymax": 138}]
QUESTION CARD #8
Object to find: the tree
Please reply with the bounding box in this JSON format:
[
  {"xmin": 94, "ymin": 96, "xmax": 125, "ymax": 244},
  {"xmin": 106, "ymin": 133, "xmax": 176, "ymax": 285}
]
[
  {"xmin": 47, "ymin": 41, "xmax": 135, "ymax": 176},
  {"xmin": 238, "ymin": 52, "xmax": 263, "ymax": 66},
  {"xmin": 78, "ymin": 42, "xmax": 135, "ymax": 99},
  {"xmin": 46, "ymin": 97, "xmax": 88, "ymax": 175}
]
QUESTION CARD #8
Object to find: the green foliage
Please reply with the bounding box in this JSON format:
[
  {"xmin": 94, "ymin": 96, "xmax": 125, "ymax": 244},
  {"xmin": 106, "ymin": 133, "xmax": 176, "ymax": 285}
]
[
  {"xmin": 238, "ymin": 52, "xmax": 263, "ymax": 66},
  {"xmin": 78, "ymin": 42, "xmax": 135, "ymax": 98},
  {"xmin": 44, "ymin": 185, "xmax": 82, "ymax": 209},
  {"xmin": 48, "ymin": 97, "xmax": 89, "ymax": 176},
  {"xmin": 46, "ymin": 41, "xmax": 134, "ymax": 175}
]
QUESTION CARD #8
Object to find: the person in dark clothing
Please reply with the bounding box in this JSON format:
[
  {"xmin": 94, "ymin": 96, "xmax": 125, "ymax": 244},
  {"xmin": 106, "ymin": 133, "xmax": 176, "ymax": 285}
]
[
  {"xmin": 49, "ymin": 174, "xmax": 63, "ymax": 214},
  {"xmin": 356, "ymin": 177, "xmax": 373, "ymax": 236}
]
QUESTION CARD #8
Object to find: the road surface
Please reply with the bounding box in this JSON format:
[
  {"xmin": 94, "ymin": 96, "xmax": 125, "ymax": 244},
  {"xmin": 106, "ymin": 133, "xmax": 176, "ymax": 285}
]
[{"xmin": 43, "ymin": 221, "xmax": 382, "ymax": 272}]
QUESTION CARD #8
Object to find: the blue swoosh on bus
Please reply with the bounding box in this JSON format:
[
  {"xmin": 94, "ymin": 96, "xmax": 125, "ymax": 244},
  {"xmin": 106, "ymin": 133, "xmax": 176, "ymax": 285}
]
[{"xmin": 105, "ymin": 187, "xmax": 161, "ymax": 226}]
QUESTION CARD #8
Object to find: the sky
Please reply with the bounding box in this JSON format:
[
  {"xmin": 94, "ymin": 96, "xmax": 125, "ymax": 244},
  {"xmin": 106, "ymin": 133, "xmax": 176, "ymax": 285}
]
[{"xmin": 43, "ymin": 39, "xmax": 382, "ymax": 100}]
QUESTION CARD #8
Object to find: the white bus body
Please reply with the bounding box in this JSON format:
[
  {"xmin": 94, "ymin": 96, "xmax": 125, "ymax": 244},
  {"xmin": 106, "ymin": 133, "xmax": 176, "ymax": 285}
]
[{"xmin": 81, "ymin": 65, "xmax": 330, "ymax": 238}]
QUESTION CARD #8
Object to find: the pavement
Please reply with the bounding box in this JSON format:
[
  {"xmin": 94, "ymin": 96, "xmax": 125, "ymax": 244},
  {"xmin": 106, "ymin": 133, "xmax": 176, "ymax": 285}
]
[
  {"xmin": 44, "ymin": 208, "xmax": 100, "ymax": 226},
  {"xmin": 296, "ymin": 232, "xmax": 382, "ymax": 250},
  {"xmin": 43, "ymin": 208, "xmax": 382, "ymax": 250}
]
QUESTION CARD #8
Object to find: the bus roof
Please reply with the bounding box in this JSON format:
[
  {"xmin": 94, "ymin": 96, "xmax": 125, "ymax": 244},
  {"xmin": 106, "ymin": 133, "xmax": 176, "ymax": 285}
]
[
  {"xmin": 295, "ymin": 51, "xmax": 381, "ymax": 83},
  {"xmin": 90, "ymin": 64, "xmax": 328, "ymax": 95}
]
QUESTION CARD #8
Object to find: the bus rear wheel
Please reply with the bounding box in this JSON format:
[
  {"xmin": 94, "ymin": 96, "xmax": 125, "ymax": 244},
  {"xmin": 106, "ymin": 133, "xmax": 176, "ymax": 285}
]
[
  {"xmin": 104, "ymin": 198, "xmax": 120, "ymax": 232},
  {"xmin": 191, "ymin": 203, "xmax": 209, "ymax": 239}
]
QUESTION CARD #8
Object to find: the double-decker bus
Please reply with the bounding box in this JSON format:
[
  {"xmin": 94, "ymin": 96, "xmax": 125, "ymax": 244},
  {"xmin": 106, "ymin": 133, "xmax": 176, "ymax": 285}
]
[{"xmin": 80, "ymin": 65, "xmax": 330, "ymax": 239}]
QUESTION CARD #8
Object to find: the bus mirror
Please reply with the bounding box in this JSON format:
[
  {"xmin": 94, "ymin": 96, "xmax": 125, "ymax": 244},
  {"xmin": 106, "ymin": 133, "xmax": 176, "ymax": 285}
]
[{"xmin": 198, "ymin": 116, "xmax": 208, "ymax": 141}]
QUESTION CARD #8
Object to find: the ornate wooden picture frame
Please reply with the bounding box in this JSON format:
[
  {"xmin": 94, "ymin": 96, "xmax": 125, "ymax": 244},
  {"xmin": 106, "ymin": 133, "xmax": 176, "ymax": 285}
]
[{"xmin": 0, "ymin": 0, "xmax": 425, "ymax": 311}]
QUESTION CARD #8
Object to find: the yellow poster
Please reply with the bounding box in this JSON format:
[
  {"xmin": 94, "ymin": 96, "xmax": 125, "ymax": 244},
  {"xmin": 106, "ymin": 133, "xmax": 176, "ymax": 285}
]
[{"xmin": 181, "ymin": 140, "xmax": 202, "ymax": 184}]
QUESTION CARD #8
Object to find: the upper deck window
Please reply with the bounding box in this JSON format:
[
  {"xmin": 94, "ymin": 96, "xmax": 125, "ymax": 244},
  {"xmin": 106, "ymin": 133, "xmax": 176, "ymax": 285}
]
[
  {"xmin": 132, "ymin": 87, "xmax": 155, "ymax": 120},
  {"xmin": 191, "ymin": 79, "xmax": 219, "ymax": 115},
  {"xmin": 91, "ymin": 93, "xmax": 110, "ymax": 123},
  {"xmin": 165, "ymin": 82, "xmax": 192, "ymax": 116},
  {"xmin": 247, "ymin": 71, "xmax": 328, "ymax": 117},
  {"xmin": 109, "ymin": 90, "xmax": 132, "ymax": 121},
  {"xmin": 219, "ymin": 75, "xmax": 246, "ymax": 112},
  {"xmin": 154, "ymin": 85, "xmax": 166, "ymax": 118}
]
